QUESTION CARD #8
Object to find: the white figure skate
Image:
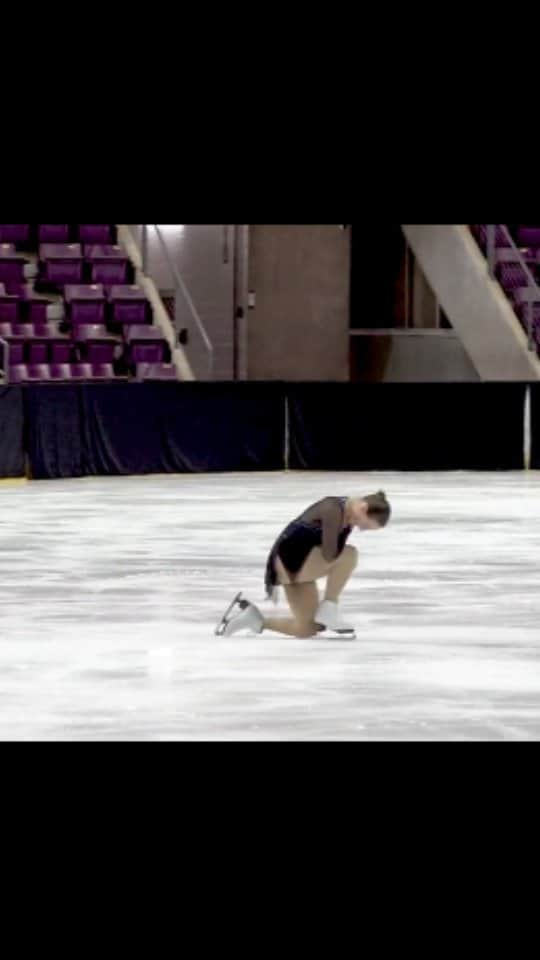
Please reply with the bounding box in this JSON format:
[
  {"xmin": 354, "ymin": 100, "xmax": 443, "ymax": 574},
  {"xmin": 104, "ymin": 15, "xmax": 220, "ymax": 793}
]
[
  {"xmin": 314, "ymin": 600, "xmax": 356, "ymax": 640},
  {"xmin": 215, "ymin": 593, "xmax": 264, "ymax": 637}
]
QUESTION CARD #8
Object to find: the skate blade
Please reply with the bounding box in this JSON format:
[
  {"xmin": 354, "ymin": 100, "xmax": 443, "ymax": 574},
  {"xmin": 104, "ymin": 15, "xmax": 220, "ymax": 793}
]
[
  {"xmin": 215, "ymin": 592, "xmax": 244, "ymax": 636},
  {"xmin": 320, "ymin": 629, "xmax": 357, "ymax": 641}
]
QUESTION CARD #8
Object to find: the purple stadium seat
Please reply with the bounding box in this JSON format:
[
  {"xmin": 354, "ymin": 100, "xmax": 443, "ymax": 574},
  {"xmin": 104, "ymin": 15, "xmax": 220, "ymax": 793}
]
[
  {"xmin": 131, "ymin": 344, "xmax": 165, "ymax": 363},
  {"xmin": 8, "ymin": 365, "xmax": 28, "ymax": 383},
  {"xmin": 494, "ymin": 250, "xmax": 529, "ymax": 294},
  {"xmin": 0, "ymin": 290, "xmax": 20, "ymax": 323},
  {"xmin": 78, "ymin": 225, "xmax": 113, "ymax": 245},
  {"xmin": 91, "ymin": 363, "xmax": 115, "ymax": 379},
  {"xmin": 0, "ymin": 225, "xmax": 30, "ymax": 245},
  {"xmin": 497, "ymin": 265, "xmax": 529, "ymax": 295},
  {"xmin": 32, "ymin": 323, "xmax": 55, "ymax": 336},
  {"xmin": 40, "ymin": 244, "xmax": 83, "ymax": 285},
  {"xmin": 0, "ymin": 247, "xmax": 27, "ymax": 287},
  {"xmin": 50, "ymin": 364, "xmax": 73, "ymax": 380},
  {"xmin": 26, "ymin": 364, "xmax": 51, "ymax": 381},
  {"xmin": 136, "ymin": 362, "xmax": 177, "ymax": 381},
  {"xmin": 51, "ymin": 340, "xmax": 72, "ymax": 363},
  {"xmin": 516, "ymin": 227, "xmax": 540, "ymax": 249},
  {"xmin": 5, "ymin": 342, "xmax": 24, "ymax": 365},
  {"xmin": 108, "ymin": 285, "xmax": 149, "ymax": 325},
  {"xmin": 3, "ymin": 322, "xmax": 35, "ymax": 366},
  {"xmin": 125, "ymin": 325, "xmax": 166, "ymax": 364},
  {"xmin": 91, "ymin": 263, "xmax": 129, "ymax": 286},
  {"xmin": 87, "ymin": 343, "xmax": 116, "ymax": 363},
  {"xmin": 7, "ymin": 323, "xmax": 33, "ymax": 339},
  {"xmin": 84, "ymin": 245, "xmax": 125, "ymax": 260},
  {"xmin": 71, "ymin": 363, "xmax": 93, "ymax": 379},
  {"xmin": 28, "ymin": 341, "xmax": 49, "ymax": 364},
  {"xmin": 39, "ymin": 225, "xmax": 70, "ymax": 244},
  {"xmin": 90, "ymin": 261, "xmax": 129, "ymax": 286},
  {"xmin": 64, "ymin": 284, "xmax": 106, "ymax": 325},
  {"xmin": 25, "ymin": 326, "xmax": 67, "ymax": 365},
  {"xmin": 86, "ymin": 245, "xmax": 129, "ymax": 286},
  {"xmin": 0, "ymin": 322, "xmax": 13, "ymax": 337},
  {"xmin": 73, "ymin": 323, "xmax": 108, "ymax": 339},
  {"xmin": 73, "ymin": 324, "xmax": 118, "ymax": 363},
  {"xmin": 512, "ymin": 288, "xmax": 540, "ymax": 338},
  {"xmin": 125, "ymin": 325, "xmax": 165, "ymax": 343},
  {"xmin": 27, "ymin": 296, "xmax": 55, "ymax": 325},
  {"xmin": 6, "ymin": 283, "xmax": 29, "ymax": 299}
]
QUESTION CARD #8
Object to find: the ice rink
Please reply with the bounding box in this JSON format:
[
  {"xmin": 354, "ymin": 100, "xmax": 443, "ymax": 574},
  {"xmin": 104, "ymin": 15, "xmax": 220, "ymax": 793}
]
[{"xmin": 0, "ymin": 470, "xmax": 539, "ymax": 740}]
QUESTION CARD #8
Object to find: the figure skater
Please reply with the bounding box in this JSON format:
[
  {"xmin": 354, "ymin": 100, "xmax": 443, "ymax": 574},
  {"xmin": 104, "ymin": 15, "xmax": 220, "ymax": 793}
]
[{"xmin": 216, "ymin": 491, "xmax": 391, "ymax": 639}]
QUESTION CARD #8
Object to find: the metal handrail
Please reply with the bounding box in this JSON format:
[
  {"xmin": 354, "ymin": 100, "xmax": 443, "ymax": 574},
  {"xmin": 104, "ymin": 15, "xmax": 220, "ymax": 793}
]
[
  {"xmin": 487, "ymin": 224, "xmax": 539, "ymax": 351},
  {"xmin": 141, "ymin": 225, "xmax": 214, "ymax": 378}
]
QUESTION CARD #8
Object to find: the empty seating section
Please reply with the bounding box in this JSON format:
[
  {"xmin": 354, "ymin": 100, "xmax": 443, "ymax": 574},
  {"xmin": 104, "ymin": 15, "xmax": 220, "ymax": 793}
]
[
  {"xmin": 0, "ymin": 225, "xmax": 176, "ymax": 382},
  {"xmin": 470, "ymin": 225, "xmax": 540, "ymax": 353}
]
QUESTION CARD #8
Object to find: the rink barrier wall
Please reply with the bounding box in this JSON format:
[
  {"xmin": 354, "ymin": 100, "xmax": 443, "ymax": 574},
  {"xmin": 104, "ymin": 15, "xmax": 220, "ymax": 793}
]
[
  {"xmin": 0, "ymin": 382, "xmax": 537, "ymax": 479},
  {"xmin": 0, "ymin": 387, "xmax": 25, "ymax": 478},
  {"xmin": 287, "ymin": 383, "xmax": 529, "ymax": 471},
  {"xmin": 23, "ymin": 383, "xmax": 287, "ymax": 479},
  {"xmin": 530, "ymin": 384, "xmax": 540, "ymax": 469}
]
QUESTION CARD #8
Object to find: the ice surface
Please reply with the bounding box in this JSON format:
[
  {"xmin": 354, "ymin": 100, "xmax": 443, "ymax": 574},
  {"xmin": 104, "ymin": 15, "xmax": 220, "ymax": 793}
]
[{"xmin": 0, "ymin": 470, "xmax": 539, "ymax": 740}]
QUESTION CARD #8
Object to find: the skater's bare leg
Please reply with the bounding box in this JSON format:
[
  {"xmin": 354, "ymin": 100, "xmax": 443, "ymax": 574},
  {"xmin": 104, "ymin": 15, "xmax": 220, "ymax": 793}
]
[
  {"xmin": 324, "ymin": 545, "xmax": 358, "ymax": 602},
  {"xmin": 263, "ymin": 581, "xmax": 322, "ymax": 638}
]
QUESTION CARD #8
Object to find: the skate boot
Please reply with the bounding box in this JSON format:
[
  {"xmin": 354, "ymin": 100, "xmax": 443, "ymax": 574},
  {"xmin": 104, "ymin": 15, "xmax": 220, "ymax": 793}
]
[
  {"xmin": 314, "ymin": 600, "xmax": 356, "ymax": 639},
  {"xmin": 215, "ymin": 593, "xmax": 264, "ymax": 637}
]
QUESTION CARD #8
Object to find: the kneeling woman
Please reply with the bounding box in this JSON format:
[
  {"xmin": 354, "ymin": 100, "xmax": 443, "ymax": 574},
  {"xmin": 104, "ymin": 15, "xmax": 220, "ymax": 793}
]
[{"xmin": 217, "ymin": 492, "xmax": 391, "ymax": 638}]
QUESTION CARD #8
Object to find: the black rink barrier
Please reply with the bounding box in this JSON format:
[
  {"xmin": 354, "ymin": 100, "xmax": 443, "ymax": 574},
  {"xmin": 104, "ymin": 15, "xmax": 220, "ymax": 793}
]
[
  {"xmin": 24, "ymin": 382, "xmax": 287, "ymax": 480},
  {"xmin": 0, "ymin": 380, "xmax": 534, "ymax": 480},
  {"xmin": 0, "ymin": 386, "xmax": 25, "ymax": 477},
  {"xmin": 287, "ymin": 383, "xmax": 528, "ymax": 471},
  {"xmin": 530, "ymin": 384, "xmax": 540, "ymax": 469}
]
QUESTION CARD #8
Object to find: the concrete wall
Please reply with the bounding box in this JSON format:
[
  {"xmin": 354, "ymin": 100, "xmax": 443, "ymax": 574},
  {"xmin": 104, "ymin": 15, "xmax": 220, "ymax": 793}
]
[
  {"xmin": 129, "ymin": 225, "xmax": 235, "ymax": 380},
  {"xmin": 247, "ymin": 225, "xmax": 351, "ymax": 380},
  {"xmin": 350, "ymin": 332, "xmax": 480, "ymax": 382}
]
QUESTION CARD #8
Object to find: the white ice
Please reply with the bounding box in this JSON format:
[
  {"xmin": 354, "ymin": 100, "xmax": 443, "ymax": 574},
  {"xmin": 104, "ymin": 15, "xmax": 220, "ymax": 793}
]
[{"xmin": 0, "ymin": 471, "xmax": 539, "ymax": 740}]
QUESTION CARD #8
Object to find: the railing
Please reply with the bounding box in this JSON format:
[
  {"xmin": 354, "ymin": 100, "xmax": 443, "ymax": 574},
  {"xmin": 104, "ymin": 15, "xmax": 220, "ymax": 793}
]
[
  {"xmin": 0, "ymin": 338, "xmax": 8, "ymax": 385},
  {"xmin": 486, "ymin": 224, "xmax": 538, "ymax": 351},
  {"xmin": 127, "ymin": 225, "xmax": 214, "ymax": 379}
]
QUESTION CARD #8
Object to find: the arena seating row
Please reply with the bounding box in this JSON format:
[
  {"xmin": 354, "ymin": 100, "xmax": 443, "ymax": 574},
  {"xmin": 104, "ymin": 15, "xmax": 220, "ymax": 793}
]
[
  {"xmin": 8, "ymin": 362, "xmax": 177, "ymax": 382},
  {"xmin": 0, "ymin": 225, "xmax": 177, "ymax": 382},
  {"xmin": 0, "ymin": 224, "xmax": 116, "ymax": 246},
  {"xmin": 0, "ymin": 320, "xmax": 166, "ymax": 364}
]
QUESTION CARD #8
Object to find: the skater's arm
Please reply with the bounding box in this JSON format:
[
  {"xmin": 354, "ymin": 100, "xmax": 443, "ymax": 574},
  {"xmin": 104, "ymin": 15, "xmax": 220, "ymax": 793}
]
[{"xmin": 320, "ymin": 500, "xmax": 343, "ymax": 563}]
